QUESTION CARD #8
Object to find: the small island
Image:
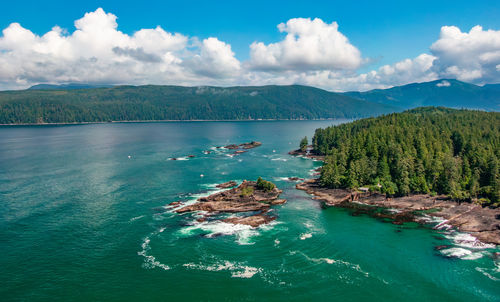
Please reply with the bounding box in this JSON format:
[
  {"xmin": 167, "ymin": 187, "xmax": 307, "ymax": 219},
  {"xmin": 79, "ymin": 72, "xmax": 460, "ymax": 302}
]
[
  {"xmin": 221, "ymin": 141, "xmax": 263, "ymax": 156},
  {"xmin": 176, "ymin": 177, "xmax": 286, "ymax": 227},
  {"xmin": 224, "ymin": 141, "xmax": 262, "ymax": 150}
]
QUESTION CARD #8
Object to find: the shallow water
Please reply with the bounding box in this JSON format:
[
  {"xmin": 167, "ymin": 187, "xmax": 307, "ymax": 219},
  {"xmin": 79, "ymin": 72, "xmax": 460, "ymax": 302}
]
[{"xmin": 0, "ymin": 121, "xmax": 499, "ymax": 301}]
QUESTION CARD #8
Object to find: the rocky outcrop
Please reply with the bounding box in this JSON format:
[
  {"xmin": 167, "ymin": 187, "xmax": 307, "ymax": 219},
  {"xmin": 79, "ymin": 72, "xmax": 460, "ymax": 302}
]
[
  {"xmin": 239, "ymin": 141, "xmax": 262, "ymax": 149},
  {"xmin": 176, "ymin": 180, "xmax": 285, "ymax": 227},
  {"xmin": 216, "ymin": 181, "xmax": 238, "ymax": 189},
  {"xmin": 177, "ymin": 201, "xmax": 270, "ymax": 213},
  {"xmin": 224, "ymin": 141, "xmax": 262, "ymax": 150},
  {"xmin": 288, "ymin": 146, "xmax": 325, "ymax": 161},
  {"xmin": 223, "ymin": 214, "xmax": 276, "ymax": 227},
  {"xmin": 288, "ymin": 177, "xmax": 305, "ymax": 182},
  {"xmin": 225, "ymin": 144, "xmax": 239, "ymax": 149},
  {"xmin": 297, "ymin": 178, "xmax": 500, "ymax": 245}
]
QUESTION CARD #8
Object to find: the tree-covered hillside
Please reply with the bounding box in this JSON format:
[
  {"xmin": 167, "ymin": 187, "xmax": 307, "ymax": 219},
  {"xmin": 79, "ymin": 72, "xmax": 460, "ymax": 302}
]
[
  {"xmin": 313, "ymin": 107, "xmax": 500, "ymax": 205},
  {"xmin": 345, "ymin": 79, "xmax": 500, "ymax": 111},
  {"xmin": 0, "ymin": 85, "xmax": 396, "ymax": 124}
]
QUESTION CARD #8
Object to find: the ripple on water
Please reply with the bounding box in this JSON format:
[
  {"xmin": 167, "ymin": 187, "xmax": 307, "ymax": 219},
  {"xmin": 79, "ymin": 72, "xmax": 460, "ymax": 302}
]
[{"xmin": 138, "ymin": 236, "xmax": 171, "ymax": 271}]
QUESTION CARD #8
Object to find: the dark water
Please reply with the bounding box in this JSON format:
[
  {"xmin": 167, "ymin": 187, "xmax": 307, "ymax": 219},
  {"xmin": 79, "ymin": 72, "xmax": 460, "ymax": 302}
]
[{"xmin": 0, "ymin": 121, "xmax": 499, "ymax": 301}]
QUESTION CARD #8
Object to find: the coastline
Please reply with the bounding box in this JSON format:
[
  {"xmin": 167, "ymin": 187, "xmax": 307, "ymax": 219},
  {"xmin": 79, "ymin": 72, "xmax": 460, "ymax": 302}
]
[
  {"xmin": 0, "ymin": 118, "xmax": 352, "ymax": 126},
  {"xmin": 296, "ymin": 178, "xmax": 500, "ymax": 245},
  {"xmin": 289, "ymin": 148, "xmax": 500, "ymax": 246}
]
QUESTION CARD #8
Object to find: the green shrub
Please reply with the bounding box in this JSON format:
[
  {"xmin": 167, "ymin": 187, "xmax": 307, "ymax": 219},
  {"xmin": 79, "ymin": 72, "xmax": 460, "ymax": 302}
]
[
  {"xmin": 256, "ymin": 177, "xmax": 276, "ymax": 192},
  {"xmin": 240, "ymin": 187, "xmax": 254, "ymax": 197}
]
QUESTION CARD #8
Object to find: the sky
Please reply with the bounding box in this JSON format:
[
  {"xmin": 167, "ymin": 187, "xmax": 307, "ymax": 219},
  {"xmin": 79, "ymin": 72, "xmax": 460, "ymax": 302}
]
[{"xmin": 0, "ymin": 0, "xmax": 499, "ymax": 91}]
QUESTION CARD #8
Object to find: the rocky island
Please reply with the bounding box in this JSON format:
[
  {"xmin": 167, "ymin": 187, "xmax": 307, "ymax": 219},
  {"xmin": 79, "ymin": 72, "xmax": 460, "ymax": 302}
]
[
  {"xmin": 219, "ymin": 141, "xmax": 263, "ymax": 156},
  {"xmin": 224, "ymin": 141, "xmax": 262, "ymax": 150},
  {"xmin": 176, "ymin": 177, "xmax": 286, "ymax": 227}
]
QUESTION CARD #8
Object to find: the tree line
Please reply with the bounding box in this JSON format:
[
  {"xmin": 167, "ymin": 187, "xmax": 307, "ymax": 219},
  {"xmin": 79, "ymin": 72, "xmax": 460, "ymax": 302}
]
[
  {"xmin": 0, "ymin": 85, "xmax": 395, "ymax": 124},
  {"xmin": 311, "ymin": 107, "xmax": 499, "ymax": 206}
]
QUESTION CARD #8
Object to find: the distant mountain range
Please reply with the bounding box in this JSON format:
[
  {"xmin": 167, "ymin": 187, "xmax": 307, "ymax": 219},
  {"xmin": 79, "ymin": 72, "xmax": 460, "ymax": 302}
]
[
  {"xmin": 28, "ymin": 83, "xmax": 115, "ymax": 90},
  {"xmin": 0, "ymin": 79, "xmax": 497, "ymax": 124},
  {"xmin": 344, "ymin": 79, "xmax": 499, "ymax": 111},
  {"xmin": 0, "ymin": 85, "xmax": 396, "ymax": 124}
]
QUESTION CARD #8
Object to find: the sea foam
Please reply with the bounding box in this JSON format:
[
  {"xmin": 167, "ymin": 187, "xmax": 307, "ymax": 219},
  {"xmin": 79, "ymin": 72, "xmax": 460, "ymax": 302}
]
[{"xmin": 183, "ymin": 260, "xmax": 261, "ymax": 278}]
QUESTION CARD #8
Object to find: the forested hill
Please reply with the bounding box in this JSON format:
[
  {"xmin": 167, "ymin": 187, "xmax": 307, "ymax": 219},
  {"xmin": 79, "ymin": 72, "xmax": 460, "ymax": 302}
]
[
  {"xmin": 312, "ymin": 107, "xmax": 500, "ymax": 205},
  {"xmin": 0, "ymin": 85, "xmax": 397, "ymax": 124},
  {"xmin": 344, "ymin": 79, "xmax": 500, "ymax": 111}
]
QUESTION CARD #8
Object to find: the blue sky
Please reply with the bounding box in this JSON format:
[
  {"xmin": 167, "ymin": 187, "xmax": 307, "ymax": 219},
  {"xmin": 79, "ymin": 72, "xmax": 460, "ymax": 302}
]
[{"xmin": 0, "ymin": 0, "xmax": 499, "ymax": 90}]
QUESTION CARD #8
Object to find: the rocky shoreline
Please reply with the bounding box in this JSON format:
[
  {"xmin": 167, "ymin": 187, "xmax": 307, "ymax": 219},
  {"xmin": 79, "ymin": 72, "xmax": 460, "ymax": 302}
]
[
  {"xmin": 174, "ymin": 179, "xmax": 285, "ymax": 227},
  {"xmin": 297, "ymin": 178, "xmax": 500, "ymax": 245},
  {"xmin": 288, "ymin": 146, "xmax": 325, "ymax": 161}
]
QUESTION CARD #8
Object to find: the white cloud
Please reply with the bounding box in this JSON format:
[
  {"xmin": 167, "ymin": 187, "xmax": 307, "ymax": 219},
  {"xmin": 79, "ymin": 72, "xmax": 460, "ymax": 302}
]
[
  {"xmin": 249, "ymin": 18, "xmax": 362, "ymax": 71},
  {"xmin": 242, "ymin": 53, "xmax": 437, "ymax": 92},
  {"xmin": 430, "ymin": 25, "xmax": 500, "ymax": 83},
  {"xmin": 244, "ymin": 24, "xmax": 500, "ymax": 91},
  {"xmin": 185, "ymin": 37, "xmax": 241, "ymax": 78},
  {"xmin": 436, "ymin": 80, "xmax": 451, "ymax": 87},
  {"xmin": 0, "ymin": 8, "xmax": 239, "ymax": 89},
  {"xmin": 0, "ymin": 10, "xmax": 499, "ymax": 92}
]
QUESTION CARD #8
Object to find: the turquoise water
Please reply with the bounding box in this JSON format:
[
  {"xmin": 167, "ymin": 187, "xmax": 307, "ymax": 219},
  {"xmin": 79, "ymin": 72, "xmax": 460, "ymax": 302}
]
[{"xmin": 0, "ymin": 121, "xmax": 499, "ymax": 301}]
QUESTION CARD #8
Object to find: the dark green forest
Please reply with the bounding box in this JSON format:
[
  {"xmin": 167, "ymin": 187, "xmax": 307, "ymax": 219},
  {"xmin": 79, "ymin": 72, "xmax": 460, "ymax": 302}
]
[
  {"xmin": 0, "ymin": 85, "xmax": 396, "ymax": 124},
  {"xmin": 313, "ymin": 107, "xmax": 500, "ymax": 205}
]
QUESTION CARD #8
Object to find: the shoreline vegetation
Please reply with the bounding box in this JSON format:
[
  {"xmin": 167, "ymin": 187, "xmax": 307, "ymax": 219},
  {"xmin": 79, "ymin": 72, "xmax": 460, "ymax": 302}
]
[
  {"xmin": 0, "ymin": 118, "xmax": 351, "ymax": 126},
  {"xmin": 291, "ymin": 107, "xmax": 500, "ymax": 245},
  {"xmin": 296, "ymin": 179, "xmax": 500, "ymax": 245},
  {"xmin": 0, "ymin": 85, "xmax": 396, "ymax": 124}
]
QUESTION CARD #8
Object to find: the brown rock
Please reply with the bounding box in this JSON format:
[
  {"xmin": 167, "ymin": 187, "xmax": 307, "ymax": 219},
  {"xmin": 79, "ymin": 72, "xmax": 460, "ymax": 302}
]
[
  {"xmin": 176, "ymin": 201, "xmax": 270, "ymax": 213},
  {"xmin": 434, "ymin": 245, "xmax": 452, "ymax": 251},
  {"xmin": 296, "ymin": 178, "xmax": 500, "ymax": 245},
  {"xmin": 223, "ymin": 214, "xmax": 276, "ymax": 227},
  {"xmin": 288, "ymin": 148, "xmax": 325, "ymax": 161},
  {"xmin": 176, "ymin": 179, "xmax": 283, "ymax": 214},
  {"xmin": 216, "ymin": 181, "xmax": 238, "ymax": 189},
  {"xmin": 239, "ymin": 141, "xmax": 262, "ymax": 149},
  {"xmin": 270, "ymin": 199, "xmax": 287, "ymax": 205}
]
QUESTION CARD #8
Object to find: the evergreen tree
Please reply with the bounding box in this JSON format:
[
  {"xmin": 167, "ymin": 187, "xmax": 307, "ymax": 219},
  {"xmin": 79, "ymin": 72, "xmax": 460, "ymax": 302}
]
[
  {"xmin": 300, "ymin": 136, "xmax": 308, "ymax": 152},
  {"xmin": 312, "ymin": 107, "xmax": 499, "ymax": 205}
]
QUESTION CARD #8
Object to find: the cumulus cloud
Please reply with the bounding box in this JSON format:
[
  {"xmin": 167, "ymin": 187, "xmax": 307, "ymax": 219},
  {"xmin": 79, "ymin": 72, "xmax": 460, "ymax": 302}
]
[
  {"xmin": 243, "ymin": 53, "xmax": 437, "ymax": 92},
  {"xmin": 430, "ymin": 25, "xmax": 500, "ymax": 83},
  {"xmin": 249, "ymin": 18, "xmax": 362, "ymax": 71},
  {"xmin": 245, "ymin": 24, "xmax": 500, "ymax": 91},
  {"xmin": 0, "ymin": 8, "xmax": 239, "ymax": 89},
  {"xmin": 185, "ymin": 37, "xmax": 241, "ymax": 78},
  {"xmin": 0, "ymin": 10, "xmax": 499, "ymax": 92}
]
